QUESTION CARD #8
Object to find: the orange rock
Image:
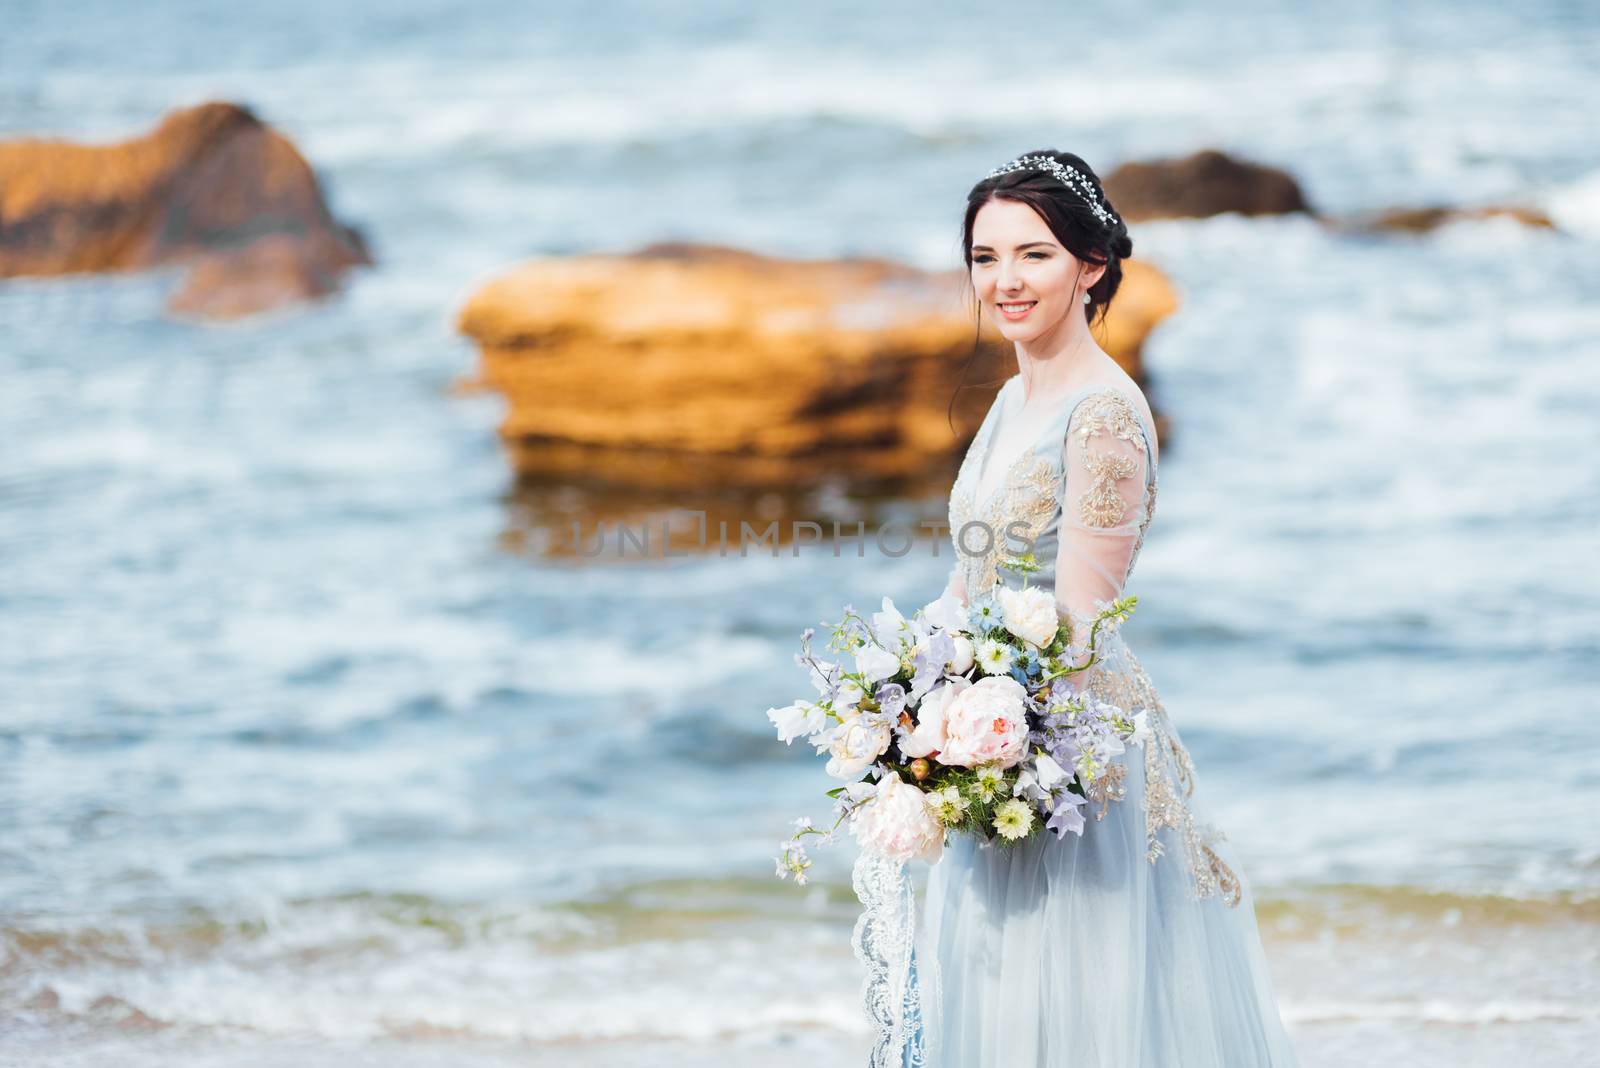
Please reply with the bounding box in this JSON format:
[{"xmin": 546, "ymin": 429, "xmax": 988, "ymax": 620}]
[
  {"xmin": 457, "ymin": 243, "xmax": 1178, "ymax": 493},
  {"xmin": 0, "ymin": 101, "xmax": 371, "ymax": 318}
]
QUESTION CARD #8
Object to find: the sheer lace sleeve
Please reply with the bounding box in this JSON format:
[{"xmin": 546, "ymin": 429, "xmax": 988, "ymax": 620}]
[{"xmin": 1053, "ymin": 389, "xmax": 1151, "ymax": 655}]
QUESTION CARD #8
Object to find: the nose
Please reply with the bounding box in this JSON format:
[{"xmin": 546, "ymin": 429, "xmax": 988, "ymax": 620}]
[{"xmin": 996, "ymin": 257, "xmax": 1022, "ymax": 293}]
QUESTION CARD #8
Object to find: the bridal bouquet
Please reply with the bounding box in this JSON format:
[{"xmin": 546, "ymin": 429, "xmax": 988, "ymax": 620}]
[{"xmin": 768, "ymin": 565, "xmax": 1149, "ymax": 884}]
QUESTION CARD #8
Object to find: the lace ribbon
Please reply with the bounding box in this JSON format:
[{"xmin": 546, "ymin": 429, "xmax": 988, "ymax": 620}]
[{"xmin": 851, "ymin": 850, "xmax": 927, "ymax": 1067}]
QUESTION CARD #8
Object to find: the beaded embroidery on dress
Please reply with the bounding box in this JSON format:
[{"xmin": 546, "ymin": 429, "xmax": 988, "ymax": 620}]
[{"xmin": 897, "ymin": 374, "xmax": 1300, "ymax": 1067}]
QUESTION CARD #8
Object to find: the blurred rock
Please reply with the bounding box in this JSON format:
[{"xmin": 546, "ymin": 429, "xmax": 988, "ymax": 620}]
[
  {"xmin": 0, "ymin": 101, "xmax": 371, "ymax": 318},
  {"xmin": 1103, "ymin": 148, "xmax": 1556, "ymax": 236},
  {"xmin": 1335, "ymin": 203, "xmax": 1557, "ymax": 234},
  {"xmin": 457, "ymin": 242, "xmax": 1178, "ymax": 495},
  {"xmin": 1105, "ymin": 149, "xmax": 1314, "ymax": 220}
]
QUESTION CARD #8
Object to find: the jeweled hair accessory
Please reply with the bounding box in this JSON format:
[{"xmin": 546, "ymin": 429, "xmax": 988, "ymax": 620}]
[{"xmin": 986, "ymin": 154, "xmax": 1119, "ymax": 228}]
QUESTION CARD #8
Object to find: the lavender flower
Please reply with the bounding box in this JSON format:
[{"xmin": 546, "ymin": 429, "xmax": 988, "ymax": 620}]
[
  {"xmin": 1046, "ymin": 792, "xmax": 1089, "ymax": 838},
  {"xmin": 875, "ymin": 682, "xmax": 908, "ymax": 719}
]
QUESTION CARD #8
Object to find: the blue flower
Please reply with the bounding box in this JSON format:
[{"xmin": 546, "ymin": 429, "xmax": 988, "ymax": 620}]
[{"xmin": 967, "ymin": 599, "xmax": 1002, "ymax": 634}]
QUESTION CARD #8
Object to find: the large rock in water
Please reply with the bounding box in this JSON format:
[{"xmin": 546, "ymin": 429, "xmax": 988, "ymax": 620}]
[
  {"xmin": 0, "ymin": 101, "xmax": 371, "ymax": 318},
  {"xmin": 1102, "ymin": 148, "xmax": 1556, "ymax": 235},
  {"xmin": 1335, "ymin": 203, "xmax": 1557, "ymax": 234},
  {"xmin": 457, "ymin": 243, "xmax": 1178, "ymax": 494},
  {"xmin": 1104, "ymin": 149, "xmax": 1314, "ymax": 220}
]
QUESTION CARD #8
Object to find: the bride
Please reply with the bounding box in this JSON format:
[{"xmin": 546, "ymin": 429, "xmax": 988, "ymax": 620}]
[{"xmin": 893, "ymin": 151, "xmax": 1301, "ymax": 1066}]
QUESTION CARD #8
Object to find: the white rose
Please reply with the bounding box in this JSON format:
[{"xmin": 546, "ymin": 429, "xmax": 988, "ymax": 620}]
[
  {"xmin": 998, "ymin": 585, "xmax": 1059, "ymax": 649},
  {"xmin": 850, "ymin": 772, "xmax": 945, "ymax": 864},
  {"xmin": 897, "ymin": 676, "xmax": 971, "ymax": 759},
  {"xmin": 825, "ymin": 714, "xmax": 892, "ymax": 780}
]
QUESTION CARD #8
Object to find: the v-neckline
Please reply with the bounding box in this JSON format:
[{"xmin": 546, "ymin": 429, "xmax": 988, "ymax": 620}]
[
  {"xmin": 969, "ymin": 375, "xmax": 1157, "ymax": 512},
  {"xmin": 970, "ymin": 377, "xmax": 1023, "ymax": 508}
]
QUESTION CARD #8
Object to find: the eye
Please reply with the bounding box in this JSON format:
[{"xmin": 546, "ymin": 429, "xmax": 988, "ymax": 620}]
[
  {"xmin": 1025, "ymin": 251, "xmax": 1049, "ymax": 260},
  {"xmin": 973, "ymin": 254, "xmax": 994, "ymax": 265}
]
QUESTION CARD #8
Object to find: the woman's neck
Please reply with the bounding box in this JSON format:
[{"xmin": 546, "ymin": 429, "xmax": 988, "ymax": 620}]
[{"xmin": 1012, "ymin": 325, "xmax": 1104, "ymax": 405}]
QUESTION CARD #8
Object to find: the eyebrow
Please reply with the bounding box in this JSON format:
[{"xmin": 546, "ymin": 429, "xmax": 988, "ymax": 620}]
[{"xmin": 970, "ymin": 241, "xmax": 1058, "ymax": 252}]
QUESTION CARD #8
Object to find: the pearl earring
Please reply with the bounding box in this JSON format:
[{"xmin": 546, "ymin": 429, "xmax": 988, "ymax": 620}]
[{"xmin": 1082, "ymin": 293, "xmax": 1090, "ymax": 305}]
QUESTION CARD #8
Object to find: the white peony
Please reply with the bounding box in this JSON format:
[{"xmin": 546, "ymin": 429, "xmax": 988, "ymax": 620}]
[
  {"xmin": 938, "ymin": 675, "xmax": 1031, "ymax": 769},
  {"xmin": 841, "ymin": 779, "xmax": 879, "ymax": 806},
  {"xmin": 850, "ymin": 772, "xmax": 945, "ymax": 863},
  {"xmin": 825, "ymin": 714, "xmax": 892, "ymax": 779},
  {"xmin": 897, "ymin": 676, "xmax": 971, "ymax": 759},
  {"xmin": 998, "ymin": 585, "xmax": 1060, "ymax": 648},
  {"xmin": 767, "ymin": 699, "xmax": 826, "ymax": 744}
]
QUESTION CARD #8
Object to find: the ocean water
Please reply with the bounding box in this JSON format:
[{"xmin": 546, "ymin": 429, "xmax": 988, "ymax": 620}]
[{"xmin": 2, "ymin": 2, "xmax": 1599, "ymax": 1065}]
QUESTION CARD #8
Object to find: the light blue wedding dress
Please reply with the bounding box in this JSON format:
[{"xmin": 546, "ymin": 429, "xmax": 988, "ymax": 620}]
[{"xmin": 857, "ymin": 374, "xmax": 1301, "ymax": 1067}]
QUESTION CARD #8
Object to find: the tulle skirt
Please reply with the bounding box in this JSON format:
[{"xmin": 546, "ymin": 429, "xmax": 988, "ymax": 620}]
[{"xmin": 902, "ymin": 709, "xmax": 1301, "ymax": 1067}]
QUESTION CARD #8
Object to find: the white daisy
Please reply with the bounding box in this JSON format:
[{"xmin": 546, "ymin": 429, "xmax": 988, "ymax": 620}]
[
  {"xmin": 993, "ymin": 799, "xmax": 1035, "ymax": 840},
  {"xmin": 975, "ymin": 638, "xmax": 1015, "ymax": 675},
  {"xmin": 931, "ymin": 785, "xmax": 969, "ymax": 825},
  {"xmin": 972, "ymin": 763, "xmax": 1005, "ymax": 802}
]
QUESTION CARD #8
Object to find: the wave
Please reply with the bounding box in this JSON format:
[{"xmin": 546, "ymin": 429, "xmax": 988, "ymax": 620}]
[
  {"xmin": 1284, "ymin": 999, "xmax": 1590, "ymax": 1026},
  {"xmin": 1253, "ymin": 882, "xmax": 1600, "ymax": 929},
  {"xmin": 4, "ymin": 879, "xmax": 1593, "ymax": 969},
  {"xmin": 3, "ymin": 878, "xmax": 1596, "ymax": 1043}
]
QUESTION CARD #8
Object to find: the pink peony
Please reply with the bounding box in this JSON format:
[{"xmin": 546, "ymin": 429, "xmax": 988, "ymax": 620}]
[
  {"xmin": 850, "ymin": 772, "xmax": 945, "ymax": 863},
  {"xmin": 938, "ymin": 675, "xmax": 1030, "ymax": 769}
]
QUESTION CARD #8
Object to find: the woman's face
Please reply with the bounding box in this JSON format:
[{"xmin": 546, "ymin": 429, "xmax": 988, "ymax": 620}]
[{"xmin": 969, "ymin": 197, "xmax": 1096, "ymax": 345}]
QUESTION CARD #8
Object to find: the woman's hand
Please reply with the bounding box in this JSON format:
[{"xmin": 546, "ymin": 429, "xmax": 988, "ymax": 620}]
[{"xmin": 943, "ymin": 563, "xmax": 969, "ymax": 611}]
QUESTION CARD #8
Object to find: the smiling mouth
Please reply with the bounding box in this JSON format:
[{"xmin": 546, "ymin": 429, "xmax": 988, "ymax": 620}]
[{"xmin": 997, "ymin": 300, "xmax": 1037, "ymax": 318}]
